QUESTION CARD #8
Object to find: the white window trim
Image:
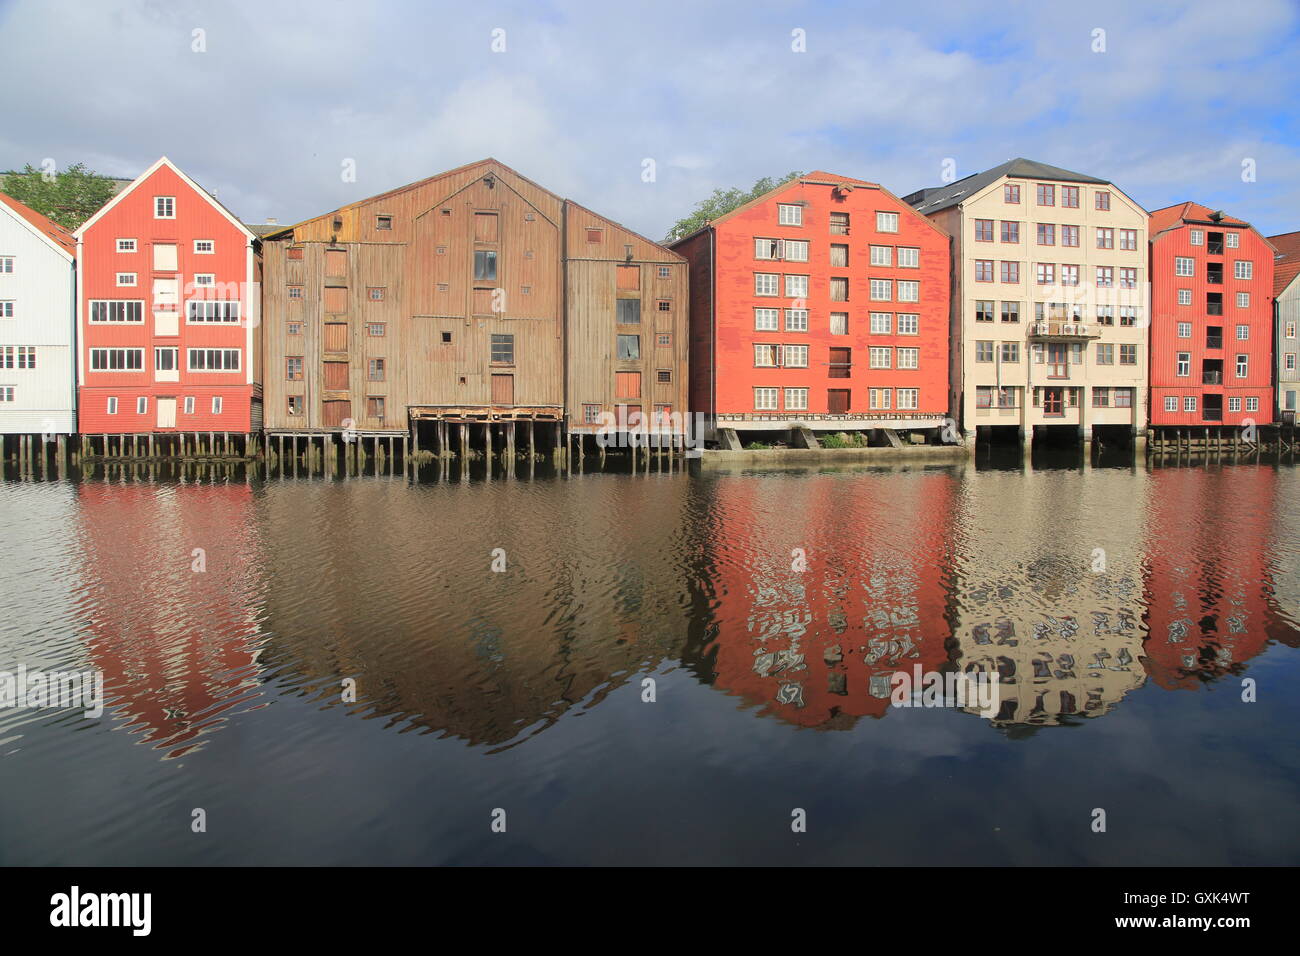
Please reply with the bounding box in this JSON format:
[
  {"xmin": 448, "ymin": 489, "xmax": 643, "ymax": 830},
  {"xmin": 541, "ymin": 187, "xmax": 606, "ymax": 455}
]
[
  {"xmin": 194, "ymin": 239, "xmax": 215, "ymax": 254},
  {"xmin": 116, "ymin": 239, "xmax": 137, "ymax": 253},
  {"xmin": 116, "ymin": 272, "xmax": 137, "ymax": 287},
  {"xmin": 186, "ymin": 348, "xmax": 243, "ymax": 373},
  {"xmin": 154, "ymin": 196, "xmax": 176, "ymax": 219}
]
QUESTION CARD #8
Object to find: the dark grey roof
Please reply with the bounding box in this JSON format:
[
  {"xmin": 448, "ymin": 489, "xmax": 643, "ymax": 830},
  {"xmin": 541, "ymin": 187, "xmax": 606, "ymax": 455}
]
[{"xmin": 904, "ymin": 158, "xmax": 1110, "ymax": 216}]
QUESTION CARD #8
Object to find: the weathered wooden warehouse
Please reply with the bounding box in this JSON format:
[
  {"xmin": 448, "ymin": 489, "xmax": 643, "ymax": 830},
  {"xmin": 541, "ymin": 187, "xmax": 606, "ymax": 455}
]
[{"xmin": 261, "ymin": 159, "xmax": 688, "ymax": 461}]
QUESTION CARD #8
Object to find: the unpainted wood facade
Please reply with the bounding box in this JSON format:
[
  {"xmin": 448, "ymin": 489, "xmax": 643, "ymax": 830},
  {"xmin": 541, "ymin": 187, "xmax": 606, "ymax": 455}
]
[{"xmin": 261, "ymin": 159, "xmax": 687, "ymax": 436}]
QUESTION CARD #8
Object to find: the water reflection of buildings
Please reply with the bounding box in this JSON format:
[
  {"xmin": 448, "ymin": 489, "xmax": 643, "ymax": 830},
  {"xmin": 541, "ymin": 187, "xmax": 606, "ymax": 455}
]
[
  {"xmin": 74, "ymin": 481, "xmax": 266, "ymax": 758},
  {"xmin": 693, "ymin": 466, "xmax": 960, "ymax": 729},
  {"xmin": 948, "ymin": 467, "xmax": 1150, "ymax": 728}
]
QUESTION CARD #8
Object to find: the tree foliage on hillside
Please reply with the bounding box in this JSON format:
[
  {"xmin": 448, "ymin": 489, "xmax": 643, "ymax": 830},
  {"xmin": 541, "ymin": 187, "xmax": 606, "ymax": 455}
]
[
  {"xmin": 2, "ymin": 163, "xmax": 118, "ymax": 230},
  {"xmin": 663, "ymin": 171, "xmax": 804, "ymax": 244}
]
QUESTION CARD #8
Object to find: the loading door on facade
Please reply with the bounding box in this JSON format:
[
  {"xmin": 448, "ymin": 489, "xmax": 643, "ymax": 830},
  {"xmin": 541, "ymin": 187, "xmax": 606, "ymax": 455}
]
[
  {"xmin": 828, "ymin": 389, "xmax": 851, "ymax": 414},
  {"xmin": 323, "ymin": 362, "xmax": 349, "ymax": 390},
  {"xmin": 323, "ymin": 322, "xmax": 349, "ymax": 353},
  {"xmin": 323, "ymin": 400, "xmax": 351, "ymax": 428},
  {"xmin": 156, "ymin": 397, "xmax": 177, "ymax": 429},
  {"xmin": 491, "ymin": 374, "xmax": 514, "ymax": 406}
]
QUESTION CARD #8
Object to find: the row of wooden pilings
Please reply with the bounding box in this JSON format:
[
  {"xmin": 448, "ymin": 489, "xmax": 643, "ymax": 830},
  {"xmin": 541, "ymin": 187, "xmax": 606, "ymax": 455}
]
[{"xmin": 1147, "ymin": 423, "xmax": 1298, "ymax": 459}]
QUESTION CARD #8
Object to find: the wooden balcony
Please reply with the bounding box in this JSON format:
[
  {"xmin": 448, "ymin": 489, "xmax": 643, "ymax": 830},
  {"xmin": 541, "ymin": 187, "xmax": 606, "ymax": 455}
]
[{"xmin": 1028, "ymin": 321, "xmax": 1100, "ymax": 340}]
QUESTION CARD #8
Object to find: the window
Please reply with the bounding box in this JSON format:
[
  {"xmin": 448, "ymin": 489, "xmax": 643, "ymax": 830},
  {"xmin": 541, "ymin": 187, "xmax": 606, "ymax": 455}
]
[
  {"xmin": 1096, "ymin": 343, "xmax": 1114, "ymax": 365},
  {"xmin": 785, "ymin": 309, "xmax": 808, "ymax": 332},
  {"xmin": 1119, "ymin": 229, "xmax": 1137, "ymax": 251},
  {"xmin": 1236, "ymin": 354, "xmax": 1249, "ymax": 378},
  {"xmin": 1037, "ymin": 223, "xmax": 1055, "ymax": 246},
  {"xmin": 1190, "ymin": 229, "xmax": 1204, "ymax": 246},
  {"xmin": 287, "ymin": 286, "xmax": 303, "ymax": 300},
  {"xmin": 975, "ymin": 219, "xmax": 994, "ymax": 242},
  {"xmin": 1000, "ymin": 342, "xmax": 1019, "ymax": 363},
  {"xmin": 1246, "ymin": 397, "xmax": 1259, "ymax": 411},
  {"xmin": 754, "ymin": 387, "xmax": 779, "ymax": 410},
  {"xmin": 870, "ymin": 279, "xmax": 892, "ymax": 301},
  {"xmin": 287, "ymin": 321, "xmax": 302, "ymax": 335},
  {"xmin": 656, "ymin": 300, "xmax": 672, "ymax": 314},
  {"xmin": 1176, "ymin": 352, "xmax": 1190, "ymax": 377},
  {"xmin": 1178, "ymin": 289, "xmax": 1191, "ymax": 305},
  {"xmin": 617, "ymin": 334, "xmax": 640, "ymax": 360},
  {"xmin": 1000, "ymin": 302, "xmax": 1019, "ymax": 324},
  {"xmin": 869, "ymin": 347, "xmax": 891, "ymax": 368},
  {"xmin": 1061, "ymin": 264, "xmax": 1079, "ymax": 286},
  {"xmin": 116, "ymin": 272, "xmax": 136, "ymax": 286},
  {"xmin": 193, "ymin": 274, "xmax": 215, "ymax": 287},
  {"xmin": 285, "ymin": 395, "xmax": 303, "ymax": 416},
  {"xmin": 897, "ymin": 313, "xmax": 919, "ymax": 334},
  {"xmin": 368, "ymin": 322, "xmax": 386, "ymax": 336},
  {"xmin": 898, "ymin": 347, "xmax": 919, "ymax": 369},
  {"xmin": 656, "ymin": 369, "xmax": 673, "ymax": 384},
  {"xmin": 582, "ymin": 404, "xmax": 602, "ymax": 425},
  {"xmin": 1095, "ymin": 266, "xmax": 1113, "ymax": 288},
  {"xmin": 367, "ymin": 396, "xmax": 385, "ymax": 418},
  {"xmin": 871, "ymin": 311, "xmax": 893, "ymax": 333},
  {"xmin": 474, "ymin": 250, "xmax": 498, "ymax": 280},
  {"xmin": 1288, "ymin": 353, "xmax": 1298, "ymax": 371},
  {"xmin": 975, "ymin": 341, "xmax": 994, "ymax": 363},
  {"xmin": 194, "ymin": 239, "xmax": 214, "ymax": 254},
  {"xmin": 1290, "ymin": 323, "xmax": 1298, "ymax": 339},
  {"xmin": 1163, "ymin": 396, "xmax": 1177, "ymax": 412},
  {"xmin": 187, "ymin": 348, "xmax": 241, "ymax": 371},
  {"xmin": 755, "ymin": 273, "xmax": 779, "ymax": 296},
  {"xmin": 1095, "ymin": 191, "xmax": 1111, "ymax": 210},
  {"xmin": 830, "ymin": 312, "xmax": 848, "ymax": 335},
  {"xmin": 1177, "ymin": 322, "xmax": 1191, "ymax": 338},
  {"xmin": 1061, "ymin": 225, "xmax": 1079, "ymax": 247},
  {"xmin": 154, "ymin": 347, "xmax": 177, "ymax": 372},
  {"xmin": 1120, "ymin": 344, "xmax": 1137, "ymax": 365},
  {"xmin": 777, "ymin": 204, "xmax": 803, "ymax": 226},
  {"xmin": 211, "ymin": 396, "xmax": 223, "ymax": 414},
  {"xmin": 1119, "ymin": 267, "xmax": 1137, "ymax": 289},
  {"xmin": 106, "ymin": 396, "xmax": 117, "ymax": 414},
  {"xmin": 1235, "ymin": 292, "xmax": 1250, "ymax": 309},
  {"xmin": 1229, "ymin": 397, "xmax": 1242, "ymax": 413},
  {"xmin": 783, "ymin": 344, "xmax": 808, "ymax": 368},
  {"xmin": 1095, "ymin": 227, "xmax": 1114, "ymax": 250},
  {"xmin": 154, "ymin": 196, "xmax": 175, "ymax": 218},
  {"xmin": 974, "ymin": 301, "xmax": 994, "ymax": 323},
  {"xmin": 491, "ymin": 334, "xmax": 514, "ymax": 364},
  {"xmin": 1095, "ymin": 305, "xmax": 1114, "ymax": 325},
  {"xmin": 1114, "ymin": 388, "xmax": 1133, "ymax": 408},
  {"xmin": 827, "ymin": 244, "xmax": 849, "ymax": 268},
  {"xmin": 897, "ymin": 281, "xmax": 919, "ymax": 302},
  {"xmin": 376, "ymin": 215, "xmax": 393, "ymax": 231},
  {"xmin": 1185, "ymin": 396, "xmax": 1198, "ymax": 412},
  {"xmin": 785, "ymin": 274, "xmax": 808, "ymax": 298},
  {"xmin": 830, "ymin": 277, "xmax": 849, "ymax": 301},
  {"xmin": 116, "ymin": 239, "xmax": 136, "ymax": 253},
  {"xmin": 0, "ymin": 301, "xmax": 13, "ymax": 318},
  {"xmin": 975, "ymin": 260, "xmax": 994, "ymax": 282},
  {"xmin": 1000, "ymin": 221, "xmax": 1020, "ymax": 243},
  {"xmin": 876, "ymin": 211, "xmax": 899, "ymax": 233},
  {"xmin": 1, "ymin": 345, "xmax": 36, "ymax": 369},
  {"xmin": 186, "ymin": 300, "xmax": 240, "ymax": 323},
  {"xmin": 864, "ymin": 387, "xmax": 892, "ymax": 410},
  {"xmin": 829, "ymin": 212, "xmax": 850, "ymax": 235},
  {"xmin": 1093, "ymin": 387, "xmax": 1110, "ymax": 407},
  {"xmin": 754, "ymin": 344, "xmax": 778, "ymax": 367},
  {"xmin": 89, "ymin": 300, "xmax": 144, "ymax": 323},
  {"xmin": 658, "ymin": 266, "xmax": 671, "ymax": 278},
  {"xmin": 754, "ymin": 237, "xmax": 782, "ymax": 260},
  {"xmin": 89, "ymin": 348, "xmax": 143, "ymax": 371},
  {"xmin": 1036, "ymin": 263, "xmax": 1054, "ymax": 285},
  {"xmin": 783, "ymin": 240, "xmax": 809, "ymax": 262},
  {"xmin": 286, "ymin": 357, "xmax": 303, "ymax": 380},
  {"xmin": 1036, "ymin": 184, "xmax": 1055, "ymax": 206},
  {"xmin": 1234, "ymin": 260, "xmax": 1253, "ymax": 280},
  {"xmin": 1005, "ymin": 183, "xmax": 1021, "ymax": 203},
  {"xmin": 870, "ymin": 245, "xmax": 893, "ymax": 266},
  {"xmin": 1175, "ymin": 257, "xmax": 1195, "ymax": 277},
  {"xmin": 898, "ymin": 247, "xmax": 919, "ymax": 268},
  {"xmin": 784, "ymin": 387, "xmax": 808, "ymax": 411},
  {"xmin": 892, "ymin": 388, "xmax": 916, "ymax": 410},
  {"xmin": 1061, "ymin": 185, "xmax": 1079, "ymax": 208},
  {"xmin": 1236, "ymin": 324, "xmax": 1250, "ymax": 340},
  {"xmin": 755, "ymin": 308, "xmax": 779, "ymax": 331},
  {"xmin": 617, "ymin": 299, "xmax": 641, "ymax": 324},
  {"xmin": 441, "ymin": 331, "xmax": 453, "ymax": 344},
  {"xmin": 367, "ymin": 287, "xmax": 386, "ymax": 301}
]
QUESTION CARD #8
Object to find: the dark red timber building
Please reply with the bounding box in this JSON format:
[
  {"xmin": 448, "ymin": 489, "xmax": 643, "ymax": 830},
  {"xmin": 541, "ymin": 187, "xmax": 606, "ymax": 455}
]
[
  {"xmin": 671, "ymin": 172, "xmax": 951, "ymax": 448},
  {"xmin": 1148, "ymin": 202, "xmax": 1275, "ymax": 435}
]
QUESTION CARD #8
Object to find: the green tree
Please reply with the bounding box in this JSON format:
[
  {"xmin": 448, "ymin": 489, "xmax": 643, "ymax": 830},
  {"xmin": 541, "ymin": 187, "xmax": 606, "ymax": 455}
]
[
  {"xmin": 663, "ymin": 171, "xmax": 804, "ymax": 243},
  {"xmin": 2, "ymin": 162, "xmax": 118, "ymax": 230}
]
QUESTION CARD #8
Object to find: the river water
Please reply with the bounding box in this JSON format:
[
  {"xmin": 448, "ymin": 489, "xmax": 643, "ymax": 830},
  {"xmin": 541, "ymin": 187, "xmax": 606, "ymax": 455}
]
[{"xmin": 1, "ymin": 450, "xmax": 1298, "ymax": 865}]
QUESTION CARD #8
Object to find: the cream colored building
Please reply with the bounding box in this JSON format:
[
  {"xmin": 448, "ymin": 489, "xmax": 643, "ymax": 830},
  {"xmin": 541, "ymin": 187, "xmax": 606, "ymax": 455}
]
[{"xmin": 905, "ymin": 159, "xmax": 1148, "ymax": 447}]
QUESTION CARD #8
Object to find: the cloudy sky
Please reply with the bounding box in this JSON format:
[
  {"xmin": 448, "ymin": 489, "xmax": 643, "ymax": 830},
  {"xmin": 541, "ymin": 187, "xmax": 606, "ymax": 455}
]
[{"xmin": 2, "ymin": 0, "xmax": 1298, "ymax": 239}]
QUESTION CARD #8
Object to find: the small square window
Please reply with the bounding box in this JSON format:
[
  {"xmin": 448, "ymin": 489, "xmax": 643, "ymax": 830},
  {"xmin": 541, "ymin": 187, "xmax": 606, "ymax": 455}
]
[
  {"xmin": 656, "ymin": 369, "xmax": 672, "ymax": 384},
  {"xmin": 288, "ymin": 286, "xmax": 303, "ymax": 299},
  {"xmin": 154, "ymin": 196, "xmax": 175, "ymax": 219},
  {"xmin": 116, "ymin": 239, "xmax": 136, "ymax": 253},
  {"xmin": 367, "ymin": 323, "xmax": 386, "ymax": 336},
  {"xmin": 441, "ymin": 331, "xmax": 453, "ymax": 344},
  {"xmin": 657, "ymin": 299, "xmax": 671, "ymax": 312},
  {"xmin": 368, "ymin": 287, "xmax": 386, "ymax": 301},
  {"xmin": 287, "ymin": 321, "xmax": 302, "ymax": 335},
  {"xmin": 658, "ymin": 266, "xmax": 671, "ymax": 278},
  {"xmin": 288, "ymin": 396, "xmax": 303, "ymax": 415},
  {"xmin": 656, "ymin": 333, "xmax": 672, "ymax": 347},
  {"xmin": 375, "ymin": 215, "xmax": 393, "ymax": 230},
  {"xmin": 194, "ymin": 239, "xmax": 214, "ymax": 254}
]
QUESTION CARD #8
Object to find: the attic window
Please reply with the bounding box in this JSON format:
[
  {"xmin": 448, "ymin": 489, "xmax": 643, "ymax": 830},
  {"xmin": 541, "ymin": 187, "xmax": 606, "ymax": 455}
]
[
  {"xmin": 525, "ymin": 212, "xmax": 535, "ymax": 222},
  {"xmin": 376, "ymin": 215, "xmax": 393, "ymax": 230},
  {"xmin": 586, "ymin": 228, "xmax": 603, "ymax": 243},
  {"xmin": 442, "ymin": 208, "xmax": 452, "ymax": 216}
]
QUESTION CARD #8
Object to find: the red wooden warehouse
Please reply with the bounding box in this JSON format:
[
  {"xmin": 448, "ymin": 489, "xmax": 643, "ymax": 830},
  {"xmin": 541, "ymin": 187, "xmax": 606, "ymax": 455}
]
[
  {"xmin": 74, "ymin": 157, "xmax": 260, "ymax": 448},
  {"xmin": 1148, "ymin": 202, "xmax": 1274, "ymax": 429},
  {"xmin": 671, "ymin": 171, "xmax": 951, "ymax": 445}
]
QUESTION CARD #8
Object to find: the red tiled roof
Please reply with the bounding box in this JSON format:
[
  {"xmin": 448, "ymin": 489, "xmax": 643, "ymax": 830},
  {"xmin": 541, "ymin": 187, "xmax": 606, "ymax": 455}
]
[
  {"xmin": 1148, "ymin": 200, "xmax": 1250, "ymax": 238},
  {"xmin": 1270, "ymin": 230, "xmax": 1300, "ymax": 297},
  {"xmin": 0, "ymin": 190, "xmax": 75, "ymax": 255}
]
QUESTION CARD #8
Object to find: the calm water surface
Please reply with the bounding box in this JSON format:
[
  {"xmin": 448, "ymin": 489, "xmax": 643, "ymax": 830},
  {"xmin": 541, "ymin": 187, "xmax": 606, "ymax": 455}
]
[{"xmin": 1, "ymin": 451, "xmax": 1298, "ymax": 865}]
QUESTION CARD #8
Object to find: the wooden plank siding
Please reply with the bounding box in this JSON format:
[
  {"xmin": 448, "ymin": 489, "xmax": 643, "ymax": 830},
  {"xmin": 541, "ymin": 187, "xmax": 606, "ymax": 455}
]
[{"xmin": 261, "ymin": 159, "xmax": 688, "ymax": 436}]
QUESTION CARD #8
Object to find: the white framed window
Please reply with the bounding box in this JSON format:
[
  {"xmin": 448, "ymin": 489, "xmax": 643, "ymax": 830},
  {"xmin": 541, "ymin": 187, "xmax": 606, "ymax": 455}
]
[
  {"xmin": 784, "ymin": 308, "xmax": 808, "ymax": 332},
  {"xmin": 0, "ymin": 301, "xmax": 13, "ymax": 318},
  {"xmin": 875, "ymin": 211, "xmax": 899, "ymax": 233},
  {"xmin": 783, "ymin": 239, "xmax": 809, "ymax": 262},
  {"xmin": 1189, "ymin": 229, "xmax": 1203, "ymax": 245},
  {"xmin": 187, "ymin": 348, "xmax": 241, "ymax": 371},
  {"xmin": 1226, "ymin": 233, "xmax": 1240, "ymax": 248},
  {"xmin": 754, "ymin": 344, "xmax": 778, "ymax": 367},
  {"xmin": 754, "ymin": 387, "xmax": 779, "ymax": 410},
  {"xmin": 106, "ymin": 396, "xmax": 118, "ymax": 414},
  {"xmin": 897, "ymin": 347, "xmax": 919, "ymax": 369},
  {"xmin": 1288, "ymin": 353, "xmax": 1298, "ymax": 370},
  {"xmin": 897, "ymin": 247, "xmax": 919, "ymax": 268},
  {"xmin": 1177, "ymin": 322, "xmax": 1191, "ymax": 338},
  {"xmin": 869, "ymin": 387, "xmax": 891, "ymax": 409},
  {"xmin": 1164, "ymin": 396, "xmax": 1178, "ymax": 412},
  {"xmin": 1, "ymin": 345, "xmax": 36, "ymax": 369},
  {"xmin": 1236, "ymin": 324, "xmax": 1250, "ymax": 340},
  {"xmin": 90, "ymin": 348, "xmax": 144, "ymax": 371},
  {"xmin": 1185, "ymin": 396, "xmax": 1197, "ymax": 412},
  {"xmin": 154, "ymin": 347, "xmax": 178, "ymax": 371},
  {"xmin": 784, "ymin": 387, "xmax": 808, "ymax": 411},
  {"xmin": 755, "ymin": 273, "xmax": 779, "ymax": 296},
  {"xmin": 1234, "ymin": 260, "xmax": 1253, "ymax": 279},
  {"xmin": 1236, "ymin": 292, "xmax": 1250, "ymax": 308},
  {"xmin": 184, "ymin": 396, "xmax": 196, "ymax": 415},
  {"xmin": 754, "ymin": 307, "xmax": 779, "ymax": 331},
  {"xmin": 829, "ymin": 312, "xmax": 848, "ymax": 335},
  {"xmin": 870, "ymin": 279, "xmax": 892, "ymax": 301},
  {"xmin": 1176, "ymin": 352, "xmax": 1190, "ymax": 377},
  {"xmin": 0, "ymin": 386, "xmax": 13, "ymax": 402},
  {"xmin": 1236, "ymin": 354, "xmax": 1249, "ymax": 377},
  {"xmin": 193, "ymin": 274, "xmax": 215, "ymax": 287},
  {"xmin": 754, "ymin": 238, "xmax": 782, "ymax": 260},
  {"xmin": 897, "ymin": 280, "xmax": 919, "ymax": 302},
  {"xmin": 1178, "ymin": 289, "xmax": 1192, "ymax": 306},
  {"xmin": 154, "ymin": 196, "xmax": 175, "ymax": 219},
  {"xmin": 869, "ymin": 346, "xmax": 892, "ymax": 369},
  {"xmin": 1288, "ymin": 323, "xmax": 1297, "ymax": 339},
  {"xmin": 116, "ymin": 272, "xmax": 137, "ymax": 287},
  {"xmin": 1229, "ymin": 397, "xmax": 1242, "ymax": 412},
  {"xmin": 89, "ymin": 300, "xmax": 144, "ymax": 323},
  {"xmin": 777, "ymin": 204, "xmax": 802, "ymax": 226},
  {"xmin": 194, "ymin": 239, "xmax": 215, "ymax": 254},
  {"xmin": 783, "ymin": 344, "xmax": 808, "ymax": 367},
  {"xmin": 136, "ymin": 396, "xmax": 147, "ymax": 415},
  {"xmin": 212, "ymin": 396, "xmax": 223, "ymax": 414},
  {"xmin": 116, "ymin": 239, "xmax": 136, "ymax": 253},
  {"xmin": 784, "ymin": 274, "xmax": 808, "ymax": 298},
  {"xmin": 1246, "ymin": 397, "xmax": 1258, "ymax": 411},
  {"xmin": 897, "ymin": 313, "xmax": 919, "ymax": 335},
  {"xmin": 1175, "ymin": 257, "xmax": 1194, "ymax": 277},
  {"xmin": 870, "ymin": 312, "xmax": 892, "ymax": 334},
  {"xmin": 897, "ymin": 388, "xmax": 919, "ymax": 410},
  {"xmin": 186, "ymin": 300, "xmax": 241, "ymax": 323},
  {"xmin": 870, "ymin": 245, "xmax": 892, "ymax": 267}
]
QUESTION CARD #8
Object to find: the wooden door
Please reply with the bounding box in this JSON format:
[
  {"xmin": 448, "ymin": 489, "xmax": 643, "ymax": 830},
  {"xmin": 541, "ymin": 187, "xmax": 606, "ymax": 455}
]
[
  {"xmin": 828, "ymin": 389, "xmax": 850, "ymax": 414},
  {"xmin": 322, "ymin": 400, "xmax": 350, "ymax": 427},
  {"xmin": 491, "ymin": 373, "xmax": 514, "ymax": 405},
  {"xmin": 324, "ymin": 361, "xmax": 348, "ymax": 390},
  {"xmin": 156, "ymin": 397, "xmax": 177, "ymax": 429}
]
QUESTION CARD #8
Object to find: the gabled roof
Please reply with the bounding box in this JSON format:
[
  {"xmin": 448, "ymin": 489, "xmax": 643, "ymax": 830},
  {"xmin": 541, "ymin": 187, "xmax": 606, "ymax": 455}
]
[
  {"xmin": 1271, "ymin": 230, "xmax": 1300, "ymax": 297},
  {"xmin": 904, "ymin": 158, "xmax": 1109, "ymax": 216},
  {"xmin": 73, "ymin": 156, "xmax": 256, "ymax": 242},
  {"xmin": 1149, "ymin": 201, "xmax": 1251, "ymax": 237},
  {"xmin": 0, "ymin": 190, "xmax": 75, "ymax": 258}
]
